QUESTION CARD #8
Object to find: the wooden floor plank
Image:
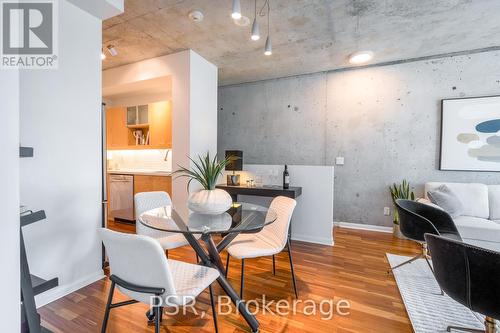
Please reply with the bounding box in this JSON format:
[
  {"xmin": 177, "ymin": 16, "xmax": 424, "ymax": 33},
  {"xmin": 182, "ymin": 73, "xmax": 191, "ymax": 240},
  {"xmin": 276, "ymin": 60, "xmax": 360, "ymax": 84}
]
[{"xmin": 39, "ymin": 226, "xmax": 419, "ymax": 332}]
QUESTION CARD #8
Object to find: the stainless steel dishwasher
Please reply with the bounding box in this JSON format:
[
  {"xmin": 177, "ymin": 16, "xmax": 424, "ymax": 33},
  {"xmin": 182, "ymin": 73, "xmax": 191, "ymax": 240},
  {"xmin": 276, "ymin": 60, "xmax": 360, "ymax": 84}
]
[{"xmin": 109, "ymin": 174, "xmax": 134, "ymax": 222}]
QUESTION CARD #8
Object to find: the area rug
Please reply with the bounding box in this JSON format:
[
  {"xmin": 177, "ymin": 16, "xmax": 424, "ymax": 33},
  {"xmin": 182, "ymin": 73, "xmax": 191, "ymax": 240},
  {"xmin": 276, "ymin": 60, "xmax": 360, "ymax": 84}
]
[{"xmin": 386, "ymin": 254, "xmax": 485, "ymax": 333}]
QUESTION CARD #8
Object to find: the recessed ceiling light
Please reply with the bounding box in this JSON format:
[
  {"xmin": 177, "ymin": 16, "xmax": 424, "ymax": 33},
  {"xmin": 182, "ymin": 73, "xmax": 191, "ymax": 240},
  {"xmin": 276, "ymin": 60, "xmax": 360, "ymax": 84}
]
[
  {"xmin": 188, "ymin": 10, "xmax": 204, "ymax": 22},
  {"xmin": 348, "ymin": 51, "xmax": 374, "ymax": 65}
]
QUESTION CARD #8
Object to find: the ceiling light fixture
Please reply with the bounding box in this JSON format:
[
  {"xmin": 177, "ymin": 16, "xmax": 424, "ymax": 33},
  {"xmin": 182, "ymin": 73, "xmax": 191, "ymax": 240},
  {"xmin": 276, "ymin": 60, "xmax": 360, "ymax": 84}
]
[
  {"xmin": 101, "ymin": 50, "xmax": 106, "ymax": 60},
  {"xmin": 264, "ymin": 0, "xmax": 272, "ymax": 55},
  {"xmin": 106, "ymin": 45, "xmax": 118, "ymax": 57},
  {"xmin": 348, "ymin": 51, "xmax": 374, "ymax": 65},
  {"xmin": 250, "ymin": 0, "xmax": 260, "ymax": 41},
  {"xmin": 231, "ymin": 0, "xmax": 241, "ymax": 20}
]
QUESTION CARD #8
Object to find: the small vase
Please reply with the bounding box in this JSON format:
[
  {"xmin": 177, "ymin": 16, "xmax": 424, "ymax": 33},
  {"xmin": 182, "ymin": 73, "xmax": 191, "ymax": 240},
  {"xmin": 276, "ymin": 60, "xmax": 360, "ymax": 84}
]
[{"xmin": 188, "ymin": 189, "xmax": 232, "ymax": 215}]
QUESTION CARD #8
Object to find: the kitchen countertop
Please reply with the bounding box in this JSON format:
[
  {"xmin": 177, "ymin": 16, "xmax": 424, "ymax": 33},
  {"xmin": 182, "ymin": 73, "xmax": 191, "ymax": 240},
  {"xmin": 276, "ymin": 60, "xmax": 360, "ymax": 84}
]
[{"xmin": 107, "ymin": 169, "xmax": 172, "ymax": 177}]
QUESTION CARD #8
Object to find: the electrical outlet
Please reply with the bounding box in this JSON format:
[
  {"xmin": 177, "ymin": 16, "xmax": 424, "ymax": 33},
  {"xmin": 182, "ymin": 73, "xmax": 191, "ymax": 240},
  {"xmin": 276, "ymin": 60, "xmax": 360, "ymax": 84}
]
[
  {"xmin": 383, "ymin": 207, "xmax": 391, "ymax": 216},
  {"xmin": 335, "ymin": 156, "xmax": 345, "ymax": 165}
]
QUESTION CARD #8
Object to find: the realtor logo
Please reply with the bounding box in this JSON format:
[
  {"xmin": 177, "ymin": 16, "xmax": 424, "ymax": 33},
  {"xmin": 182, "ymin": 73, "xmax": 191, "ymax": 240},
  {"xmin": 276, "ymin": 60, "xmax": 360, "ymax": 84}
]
[{"xmin": 1, "ymin": 0, "xmax": 58, "ymax": 69}]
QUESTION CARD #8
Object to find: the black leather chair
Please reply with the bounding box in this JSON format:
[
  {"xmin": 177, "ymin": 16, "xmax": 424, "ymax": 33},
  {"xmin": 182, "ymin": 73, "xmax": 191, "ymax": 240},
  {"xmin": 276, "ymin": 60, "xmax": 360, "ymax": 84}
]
[
  {"xmin": 425, "ymin": 234, "xmax": 500, "ymax": 333},
  {"xmin": 388, "ymin": 199, "xmax": 462, "ymax": 274}
]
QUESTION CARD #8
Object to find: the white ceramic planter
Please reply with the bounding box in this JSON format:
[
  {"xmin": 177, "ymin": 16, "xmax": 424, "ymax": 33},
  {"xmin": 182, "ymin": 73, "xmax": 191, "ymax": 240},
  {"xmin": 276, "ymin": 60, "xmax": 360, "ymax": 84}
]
[{"xmin": 188, "ymin": 189, "xmax": 232, "ymax": 215}]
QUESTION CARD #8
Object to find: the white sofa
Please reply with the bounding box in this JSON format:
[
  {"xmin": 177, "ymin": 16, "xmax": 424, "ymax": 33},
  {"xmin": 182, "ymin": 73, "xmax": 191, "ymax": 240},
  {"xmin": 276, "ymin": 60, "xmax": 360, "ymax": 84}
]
[{"xmin": 424, "ymin": 182, "xmax": 500, "ymax": 252}]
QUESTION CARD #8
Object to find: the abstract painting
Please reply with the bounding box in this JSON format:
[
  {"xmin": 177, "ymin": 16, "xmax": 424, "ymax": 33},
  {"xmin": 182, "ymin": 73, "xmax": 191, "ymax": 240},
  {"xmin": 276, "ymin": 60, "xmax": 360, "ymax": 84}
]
[{"xmin": 440, "ymin": 96, "xmax": 500, "ymax": 171}]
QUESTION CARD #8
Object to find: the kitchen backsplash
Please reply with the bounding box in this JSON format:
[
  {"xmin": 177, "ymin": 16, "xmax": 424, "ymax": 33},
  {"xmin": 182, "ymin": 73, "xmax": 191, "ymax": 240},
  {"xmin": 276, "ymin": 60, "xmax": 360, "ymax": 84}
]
[{"xmin": 107, "ymin": 149, "xmax": 172, "ymax": 172}]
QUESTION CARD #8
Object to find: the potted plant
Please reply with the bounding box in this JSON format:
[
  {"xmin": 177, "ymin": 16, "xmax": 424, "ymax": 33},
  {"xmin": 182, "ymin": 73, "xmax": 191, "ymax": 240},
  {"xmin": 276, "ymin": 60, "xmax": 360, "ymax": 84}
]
[
  {"xmin": 389, "ymin": 180, "xmax": 415, "ymax": 239},
  {"xmin": 173, "ymin": 152, "xmax": 234, "ymax": 215}
]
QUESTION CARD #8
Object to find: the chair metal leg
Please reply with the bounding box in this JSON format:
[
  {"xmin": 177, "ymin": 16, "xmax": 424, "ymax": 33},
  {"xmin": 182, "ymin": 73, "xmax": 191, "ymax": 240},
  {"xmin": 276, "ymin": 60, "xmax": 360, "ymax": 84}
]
[
  {"xmin": 240, "ymin": 259, "xmax": 245, "ymax": 299},
  {"xmin": 287, "ymin": 238, "xmax": 299, "ymax": 298},
  {"xmin": 225, "ymin": 254, "xmax": 230, "ymax": 278},
  {"xmin": 387, "ymin": 253, "xmax": 423, "ymax": 273},
  {"xmin": 154, "ymin": 304, "xmax": 161, "ymax": 333},
  {"xmin": 424, "ymin": 256, "xmax": 444, "ymax": 295},
  {"xmin": 272, "ymin": 255, "xmax": 276, "ymax": 275},
  {"xmin": 196, "ymin": 253, "xmax": 199, "ymax": 263},
  {"xmin": 209, "ymin": 285, "xmax": 219, "ymax": 333},
  {"xmin": 446, "ymin": 325, "xmax": 484, "ymax": 333},
  {"xmin": 101, "ymin": 281, "xmax": 116, "ymax": 333}
]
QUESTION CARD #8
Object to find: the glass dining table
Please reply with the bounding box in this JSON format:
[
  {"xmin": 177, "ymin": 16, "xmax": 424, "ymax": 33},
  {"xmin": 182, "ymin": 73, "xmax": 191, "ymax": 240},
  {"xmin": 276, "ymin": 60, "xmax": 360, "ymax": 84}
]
[{"xmin": 139, "ymin": 202, "xmax": 278, "ymax": 333}]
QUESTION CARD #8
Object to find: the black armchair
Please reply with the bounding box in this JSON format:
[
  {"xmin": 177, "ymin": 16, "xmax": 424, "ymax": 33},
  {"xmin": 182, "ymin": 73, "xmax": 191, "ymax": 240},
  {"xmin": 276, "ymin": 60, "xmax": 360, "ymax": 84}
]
[
  {"xmin": 425, "ymin": 233, "xmax": 500, "ymax": 333},
  {"xmin": 388, "ymin": 199, "xmax": 462, "ymax": 274}
]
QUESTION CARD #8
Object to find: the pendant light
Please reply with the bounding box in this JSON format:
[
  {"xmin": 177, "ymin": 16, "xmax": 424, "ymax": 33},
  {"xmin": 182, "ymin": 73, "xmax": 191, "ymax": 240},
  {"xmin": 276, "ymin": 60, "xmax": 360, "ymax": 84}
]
[
  {"xmin": 264, "ymin": 1, "xmax": 272, "ymax": 55},
  {"xmin": 251, "ymin": 0, "xmax": 260, "ymax": 41},
  {"xmin": 231, "ymin": 0, "xmax": 241, "ymax": 20}
]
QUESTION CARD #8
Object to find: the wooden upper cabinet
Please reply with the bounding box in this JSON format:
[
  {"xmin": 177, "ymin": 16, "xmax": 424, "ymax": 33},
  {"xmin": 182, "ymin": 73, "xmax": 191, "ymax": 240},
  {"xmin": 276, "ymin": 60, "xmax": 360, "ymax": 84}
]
[
  {"xmin": 149, "ymin": 101, "xmax": 172, "ymax": 148},
  {"xmin": 106, "ymin": 107, "xmax": 128, "ymax": 148}
]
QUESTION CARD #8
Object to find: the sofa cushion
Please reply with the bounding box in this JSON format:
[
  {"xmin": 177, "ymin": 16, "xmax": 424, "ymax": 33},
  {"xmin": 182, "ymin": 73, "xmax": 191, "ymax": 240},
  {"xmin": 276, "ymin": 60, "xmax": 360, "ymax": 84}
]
[
  {"xmin": 425, "ymin": 182, "xmax": 489, "ymax": 219},
  {"xmin": 453, "ymin": 216, "xmax": 500, "ymax": 244},
  {"xmin": 488, "ymin": 185, "xmax": 500, "ymax": 220},
  {"xmin": 427, "ymin": 185, "xmax": 464, "ymax": 218}
]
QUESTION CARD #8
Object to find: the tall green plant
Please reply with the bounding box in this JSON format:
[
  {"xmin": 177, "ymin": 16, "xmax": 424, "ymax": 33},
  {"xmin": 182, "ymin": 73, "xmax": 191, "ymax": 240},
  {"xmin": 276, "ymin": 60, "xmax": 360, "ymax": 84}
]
[
  {"xmin": 173, "ymin": 152, "xmax": 233, "ymax": 191},
  {"xmin": 389, "ymin": 180, "xmax": 415, "ymax": 225}
]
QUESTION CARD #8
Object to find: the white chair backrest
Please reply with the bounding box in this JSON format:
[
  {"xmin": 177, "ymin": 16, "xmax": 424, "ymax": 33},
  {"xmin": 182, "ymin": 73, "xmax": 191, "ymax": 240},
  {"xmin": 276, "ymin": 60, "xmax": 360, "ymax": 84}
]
[
  {"xmin": 135, "ymin": 191, "xmax": 172, "ymax": 237},
  {"xmin": 99, "ymin": 228, "xmax": 176, "ymax": 297},
  {"xmin": 262, "ymin": 196, "xmax": 297, "ymax": 250}
]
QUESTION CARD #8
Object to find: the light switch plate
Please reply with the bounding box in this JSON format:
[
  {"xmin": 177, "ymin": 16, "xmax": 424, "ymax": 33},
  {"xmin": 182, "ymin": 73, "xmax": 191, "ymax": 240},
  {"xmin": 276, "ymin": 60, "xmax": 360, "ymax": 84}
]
[
  {"xmin": 384, "ymin": 207, "xmax": 391, "ymax": 216},
  {"xmin": 335, "ymin": 156, "xmax": 345, "ymax": 165}
]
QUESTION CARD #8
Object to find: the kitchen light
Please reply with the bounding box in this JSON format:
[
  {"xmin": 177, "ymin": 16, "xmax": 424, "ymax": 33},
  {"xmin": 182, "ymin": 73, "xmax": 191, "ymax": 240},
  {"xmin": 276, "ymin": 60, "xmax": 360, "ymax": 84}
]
[
  {"xmin": 264, "ymin": 1, "xmax": 272, "ymax": 55},
  {"xmin": 250, "ymin": 0, "xmax": 260, "ymax": 41},
  {"xmin": 264, "ymin": 36, "xmax": 272, "ymax": 55},
  {"xmin": 348, "ymin": 51, "xmax": 374, "ymax": 65},
  {"xmin": 231, "ymin": 0, "xmax": 241, "ymax": 20},
  {"xmin": 106, "ymin": 45, "xmax": 118, "ymax": 57}
]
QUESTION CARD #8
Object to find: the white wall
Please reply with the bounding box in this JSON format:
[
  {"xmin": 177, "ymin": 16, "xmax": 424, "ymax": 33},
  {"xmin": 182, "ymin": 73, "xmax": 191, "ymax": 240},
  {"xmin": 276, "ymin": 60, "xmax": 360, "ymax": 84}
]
[
  {"xmin": 102, "ymin": 50, "xmax": 218, "ymax": 219},
  {"xmin": 20, "ymin": 0, "xmax": 104, "ymax": 307},
  {"xmin": 0, "ymin": 70, "xmax": 20, "ymax": 332},
  {"xmin": 225, "ymin": 164, "xmax": 335, "ymax": 246}
]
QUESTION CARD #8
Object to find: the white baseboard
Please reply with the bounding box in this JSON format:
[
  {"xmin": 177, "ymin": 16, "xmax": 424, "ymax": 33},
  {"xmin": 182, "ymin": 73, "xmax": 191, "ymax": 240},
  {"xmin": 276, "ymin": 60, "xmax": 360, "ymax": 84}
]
[
  {"xmin": 35, "ymin": 270, "xmax": 105, "ymax": 308},
  {"xmin": 334, "ymin": 221, "xmax": 393, "ymax": 234},
  {"xmin": 291, "ymin": 233, "xmax": 334, "ymax": 246}
]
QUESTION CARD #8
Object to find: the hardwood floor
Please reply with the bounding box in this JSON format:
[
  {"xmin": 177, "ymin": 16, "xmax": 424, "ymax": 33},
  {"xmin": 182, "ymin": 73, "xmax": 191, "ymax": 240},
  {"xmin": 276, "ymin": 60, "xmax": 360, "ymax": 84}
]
[{"xmin": 39, "ymin": 225, "xmax": 419, "ymax": 333}]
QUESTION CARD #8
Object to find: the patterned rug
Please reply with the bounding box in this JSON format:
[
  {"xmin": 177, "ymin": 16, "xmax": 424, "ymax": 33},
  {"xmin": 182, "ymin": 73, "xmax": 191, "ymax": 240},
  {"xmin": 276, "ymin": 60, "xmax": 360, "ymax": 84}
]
[{"xmin": 386, "ymin": 254, "xmax": 485, "ymax": 333}]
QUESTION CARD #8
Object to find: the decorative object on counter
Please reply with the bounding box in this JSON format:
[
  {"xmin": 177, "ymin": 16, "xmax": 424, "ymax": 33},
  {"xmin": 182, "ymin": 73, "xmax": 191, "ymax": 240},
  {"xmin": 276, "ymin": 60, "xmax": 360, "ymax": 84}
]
[
  {"xmin": 389, "ymin": 180, "xmax": 415, "ymax": 239},
  {"xmin": 225, "ymin": 150, "xmax": 243, "ymax": 186},
  {"xmin": 174, "ymin": 151, "xmax": 233, "ymax": 214},
  {"xmin": 283, "ymin": 164, "xmax": 290, "ymax": 189}
]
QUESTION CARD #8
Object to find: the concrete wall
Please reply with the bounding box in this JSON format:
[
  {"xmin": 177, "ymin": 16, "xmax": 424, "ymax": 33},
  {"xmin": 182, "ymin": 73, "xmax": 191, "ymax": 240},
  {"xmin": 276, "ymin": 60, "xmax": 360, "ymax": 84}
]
[
  {"xmin": 20, "ymin": 0, "xmax": 104, "ymax": 307},
  {"xmin": 218, "ymin": 50, "xmax": 500, "ymax": 227}
]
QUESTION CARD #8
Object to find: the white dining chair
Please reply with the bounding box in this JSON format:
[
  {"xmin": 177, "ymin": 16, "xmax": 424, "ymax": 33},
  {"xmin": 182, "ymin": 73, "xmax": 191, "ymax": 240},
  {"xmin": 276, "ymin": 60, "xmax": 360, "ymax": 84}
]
[
  {"xmin": 225, "ymin": 196, "xmax": 298, "ymax": 299},
  {"xmin": 135, "ymin": 191, "xmax": 193, "ymax": 258},
  {"xmin": 99, "ymin": 228, "xmax": 220, "ymax": 333}
]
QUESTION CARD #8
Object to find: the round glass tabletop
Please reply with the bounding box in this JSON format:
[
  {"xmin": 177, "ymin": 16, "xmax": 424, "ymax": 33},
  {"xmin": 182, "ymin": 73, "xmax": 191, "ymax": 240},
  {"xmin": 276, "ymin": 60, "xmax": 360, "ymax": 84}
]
[{"xmin": 139, "ymin": 202, "xmax": 278, "ymax": 235}]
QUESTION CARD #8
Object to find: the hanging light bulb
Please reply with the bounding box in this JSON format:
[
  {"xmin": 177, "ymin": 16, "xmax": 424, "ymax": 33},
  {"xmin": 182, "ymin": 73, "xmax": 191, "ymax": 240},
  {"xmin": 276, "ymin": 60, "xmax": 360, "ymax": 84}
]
[
  {"xmin": 231, "ymin": 0, "xmax": 241, "ymax": 20},
  {"xmin": 251, "ymin": 0, "xmax": 260, "ymax": 41},
  {"xmin": 264, "ymin": 0, "xmax": 272, "ymax": 55},
  {"xmin": 264, "ymin": 36, "xmax": 272, "ymax": 55}
]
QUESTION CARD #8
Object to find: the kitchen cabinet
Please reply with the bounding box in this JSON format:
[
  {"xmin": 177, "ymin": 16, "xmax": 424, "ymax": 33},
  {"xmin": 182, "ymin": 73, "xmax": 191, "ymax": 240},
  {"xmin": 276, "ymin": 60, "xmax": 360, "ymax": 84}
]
[
  {"xmin": 149, "ymin": 101, "xmax": 172, "ymax": 148},
  {"xmin": 134, "ymin": 175, "xmax": 172, "ymax": 197},
  {"xmin": 106, "ymin": 107, "xmax": 128, "ymax": 148}
]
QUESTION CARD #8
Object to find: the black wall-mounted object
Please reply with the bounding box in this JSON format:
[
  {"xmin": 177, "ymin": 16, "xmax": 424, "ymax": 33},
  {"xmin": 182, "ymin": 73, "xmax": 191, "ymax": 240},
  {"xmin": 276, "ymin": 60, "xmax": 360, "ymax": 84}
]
[{"xmin": 225, "ymin": 150, "xmax": 243, "ymax": 171}]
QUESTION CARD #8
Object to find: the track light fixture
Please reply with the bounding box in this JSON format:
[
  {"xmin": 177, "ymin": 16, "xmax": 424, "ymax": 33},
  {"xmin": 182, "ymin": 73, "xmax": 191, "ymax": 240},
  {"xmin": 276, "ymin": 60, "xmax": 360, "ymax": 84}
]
[
  {"xmin": 251, "ymin": 0, "xmax": 260, "ymax": 41},
  {"xmin": 231, "ymin": 0, "xmax": 241, "ymax": 20}
]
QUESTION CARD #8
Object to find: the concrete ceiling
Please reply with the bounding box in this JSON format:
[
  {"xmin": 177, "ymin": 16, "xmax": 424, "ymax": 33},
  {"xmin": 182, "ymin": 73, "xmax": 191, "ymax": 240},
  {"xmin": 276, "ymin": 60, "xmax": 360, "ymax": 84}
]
[{"xmin": 102, "ymin": 0, "xmax": 500, "ymax": 85}]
